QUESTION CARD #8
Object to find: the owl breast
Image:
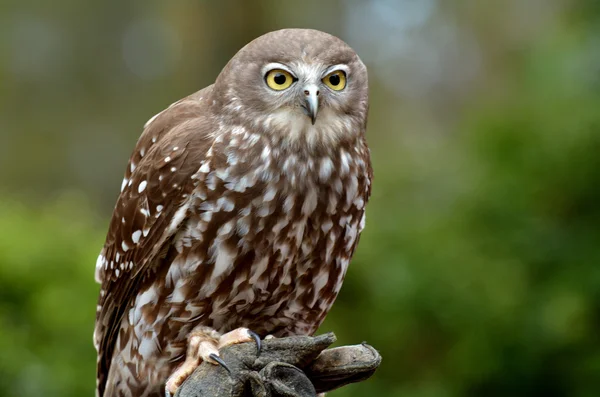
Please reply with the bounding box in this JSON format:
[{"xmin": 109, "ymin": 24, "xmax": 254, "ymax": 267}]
[
  {"xmin": 122, "ymin": 130, "xmax": 371, "ymax": 385},
  {"xmin": 172, "ymin": 149, "xmax": 367, "ymax": 337}
]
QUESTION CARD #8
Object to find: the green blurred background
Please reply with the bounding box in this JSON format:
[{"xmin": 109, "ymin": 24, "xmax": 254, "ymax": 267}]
[{"xmin": 1, "ymin": 0, "xmax": 600, "ymax": 396}]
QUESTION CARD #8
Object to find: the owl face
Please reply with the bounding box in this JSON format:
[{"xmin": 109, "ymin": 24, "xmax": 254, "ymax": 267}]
[
  {"xmin": 260, "ymin": 61, "xmax": 351, "ymax": 125},
  {"xmin": 214, "ymin": 29, "xmax": 369, "ymax": 148}
]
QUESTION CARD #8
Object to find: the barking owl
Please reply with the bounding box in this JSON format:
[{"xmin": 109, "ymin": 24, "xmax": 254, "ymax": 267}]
[{"xmin": 94, "ymin": 28, "xmax": 372, "ymax": 397}]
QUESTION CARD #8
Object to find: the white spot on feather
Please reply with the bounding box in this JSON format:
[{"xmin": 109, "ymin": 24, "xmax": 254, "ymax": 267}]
[
  {"xmin": 261, "ymin": 146, "xmax": 271, "ymax": 161},
  {"xmin": 132, "ymin": 230, "xmax": 142, "ymax": 244},
  {"xmin": 212, "ymin": 243, "xmax": 236, "ymax": 280},
  {"xmin": 138, "ymin": 180, "xmax": 147, "ymax": 193},
  {"xmin": 165, "ymin": 263, "xmax": 183, "ymax": 289},
  {"xmin": 199, "ymin": 201, "xmax": 215, "ymax": 212},
  {"xmin": 321, "ymin": 219, "xmax": 333, "ymax": 234},
  {"xmin": 95, "ymin": 254, "xmax": 105, "ymax": 283},
  {"xmin": 167, "ymin": 202, "xmax": 189, "ymax": 234},
  {"xmin": 121, "ymin": 241, "xmax": 130, "ymax": 252},
  {"xmin": 283, "ymin": 196, "xmax": 295, "ymax": 212},
  {"xmin": 314, "ymin": 271, "xmax": 329, "ymax": 295},
  {"xmin": 199, "ymin": 162, "xmax": 210, "ymax": 173},
  {"xmin": 325, "ymin": 231, "xmax": 337, "ymax": 263},
  {"xmin": 121, "ymin": 178, "xmax": 128, "ymax": 192},
  {"xmin": 283, "ymin": 154, "xmax": 297, "ymax": 173},
  {"xmin": 138, "ymin": 335, "xmax": 158, "ymax": 359},
  {"xmin": 340, "ymin": 150, "xmax": 351, "ymax": 175},
  {"xmin": 236, "ymin": 217, "xmax": 250, "ymax": 236},
  {"xmin": 206, "ymin": 173, "xmax": 217, "ymax": 190},
  {"xmin": 201, "ymin": 211, "xmax": 212, "ymax": 222},
  {"xmin": 247, "ymin": 133, "xmax": 260, "ymax": 146},
  {"xmin": 272, "ymin": 218, "xmax": 289, "ymax": 234},
  {"xmin": 359, "ymin": 212, "xmax": 366, "ymax": 232},
  {"xmin": 227, "ymin": 152, "xmax": 238, "ymax": 165},
  {"xmin": 232, "ymin": 125, "xmax": 246, "ymax": 135},
  {"xmin": 249, "ymin": 256, "xmax": 269, "ymax": 284},
  {"xmin": 217, "ymin": 196, "xmax": 235, "ymax": 212},
  {"xmin": 227, "ymin": 174, "xmax": 256, "ymax": 192},
  {"xmin": 217, "ymin": 220, "xmax": 235, "ymax": 239},
  {"xmin": 263, "ymin": 186, "xmax": 277, "ymax": 202},
  {"xmin": 302, "ymin": 188, "xmax": 318, "ymax": 215},
  {"xmin": 345, "ymin": 176, "xmax": 359, "ymax": 208},
  {"xmin": 215, "ymin": 168, "xmax": 230, "ymax": 180},
  {"xmin": 320, "ymin": 158, "xmax": 334, "ymax": 181},
  {"xmin": 354, "ymin": 197, "xmax": 365, "ymax": 210},
  {"xmin": 136, "ymin": 286, "xmax": 158, "ymax": 312},
  {"xmin": 257, "ymin": 204, "xmax": 273, "ymax": 217},
  {"xmin": 334, "ymin": 178, "xmax": 343, "ymax": 194},
  {"xmin": 345, "ymin": 222, "xmax": 359, "ymax": 251},
  {"xmin": 167, "ymin": 278, "xmax": 186, "ymax": 303}
]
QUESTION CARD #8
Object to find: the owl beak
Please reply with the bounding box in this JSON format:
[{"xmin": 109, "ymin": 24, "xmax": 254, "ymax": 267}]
[{"xmin": 303, "ymin": 85, "xmax": 319, "ymax": 125}]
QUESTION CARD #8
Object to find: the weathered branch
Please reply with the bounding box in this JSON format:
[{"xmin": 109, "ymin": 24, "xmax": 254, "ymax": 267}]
[{"xmin": 175, "ymin": 333, "xmax": 381, "ymax": 397}]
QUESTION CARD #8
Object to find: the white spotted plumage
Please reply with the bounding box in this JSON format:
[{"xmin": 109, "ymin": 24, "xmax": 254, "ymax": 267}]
[{"xmin": 94, "ymin": 29, "xmax": 372, "ymax": 397}]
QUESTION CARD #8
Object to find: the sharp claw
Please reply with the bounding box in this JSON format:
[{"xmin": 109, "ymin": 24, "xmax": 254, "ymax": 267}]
[
  {"xmin": 165, "ymin": 389, "xmax": 172, "ymax": 397},
  {"xmin": 209, "ymin": 353, "xmax": 231, "ymax": 374},
  {"xmin": 248, "ymin": 330, "xmax": 262, "ymax": 356}
]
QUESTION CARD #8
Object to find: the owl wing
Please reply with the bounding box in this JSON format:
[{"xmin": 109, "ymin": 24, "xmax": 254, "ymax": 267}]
[{"xmin": 94, "ymin": 89, "xmax": 215, "ymax": 396}]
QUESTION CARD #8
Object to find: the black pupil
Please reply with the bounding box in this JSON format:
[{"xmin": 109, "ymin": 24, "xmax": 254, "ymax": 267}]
[
  {"xmin": 329, "ymin": 74, "xmax": 341, "ymax": 86},
  {"xmin": 274, "ymin": 73, "xmax": 287, "ymax": 85}
]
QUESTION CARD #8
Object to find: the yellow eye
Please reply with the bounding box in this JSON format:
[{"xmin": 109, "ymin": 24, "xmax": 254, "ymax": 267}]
[
  {"xmin": 265, "ymin": 69, "xmax": 295, "ymax": 91},
  {"xmin": 322, "ymin": 70, "xmax": 347, "ymax": 91}
]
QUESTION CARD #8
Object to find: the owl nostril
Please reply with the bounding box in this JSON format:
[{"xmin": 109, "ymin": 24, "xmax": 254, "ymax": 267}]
[
  {"xmin": 316, "ymin": 90, "xmax": 320, "ymax": 96},
  {"xmin": 304, "ymin": 90, "xmax": 309, "ymax": 96}
]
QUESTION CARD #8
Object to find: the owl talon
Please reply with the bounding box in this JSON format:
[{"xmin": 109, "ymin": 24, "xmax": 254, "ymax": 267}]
[
  {"xmin": 209, "ymin": 353, "xmax": 231, "ymax": 374},
  {"xmin": 248, "ymin": 330, "xmax": 262, "ymax": 356}
]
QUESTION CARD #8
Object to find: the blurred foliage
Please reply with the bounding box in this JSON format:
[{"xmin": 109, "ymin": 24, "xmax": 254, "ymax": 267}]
[
  {"xmin": 0, "ymin": 195, "xmax": 101, "ymax": 396},
  {"xmin": 1, "ymin": 0, "xmax": 600, "ymax": 396}
]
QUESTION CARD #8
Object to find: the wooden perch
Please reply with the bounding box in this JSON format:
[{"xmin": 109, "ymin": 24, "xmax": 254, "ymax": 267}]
[{"xmin": 175, "ymin": 333, "xmax": 381, "ymax": 397}]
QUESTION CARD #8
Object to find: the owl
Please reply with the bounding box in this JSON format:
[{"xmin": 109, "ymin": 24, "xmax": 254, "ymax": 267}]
[{"xmin": 94, "ymin": 28, "xmax": 372, "ymax": 397}]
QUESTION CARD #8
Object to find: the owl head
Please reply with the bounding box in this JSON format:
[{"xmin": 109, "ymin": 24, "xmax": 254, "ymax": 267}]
[{"xmin": 212, "ymin": 29, "xmax": 369, "ymax": 149}]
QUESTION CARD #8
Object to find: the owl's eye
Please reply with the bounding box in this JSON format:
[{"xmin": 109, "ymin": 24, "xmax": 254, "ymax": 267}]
[
  {"xmin": 322, "ymin": 70, "xmax": 347, "ymax": 91},
  {"xmin": 265, "ymin": 69, "xmax": 295, "ymax": 91}
]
